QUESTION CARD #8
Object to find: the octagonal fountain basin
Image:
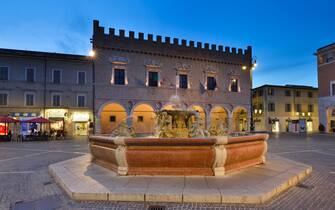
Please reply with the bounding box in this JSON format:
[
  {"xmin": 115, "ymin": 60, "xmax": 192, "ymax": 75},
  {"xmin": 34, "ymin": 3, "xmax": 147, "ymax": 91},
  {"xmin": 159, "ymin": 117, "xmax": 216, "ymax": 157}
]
[{"xmin": 89, "ymin": 134, "xmax": 268, "ymax": 176}]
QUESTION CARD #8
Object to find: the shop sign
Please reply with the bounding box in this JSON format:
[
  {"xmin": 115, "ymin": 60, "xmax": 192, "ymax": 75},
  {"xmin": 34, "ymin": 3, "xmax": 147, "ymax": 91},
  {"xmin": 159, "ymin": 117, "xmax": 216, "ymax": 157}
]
[
  {"xmin": 10, "ymin": 112, "xmax": 39, "ymax": 117},
  {"xmin": 72, "ymin": 112, "xmax": 89, "ymax": 122},
  {"xmin": 46, "ymin": 109, "xmax": 67, "ymax": 118}
]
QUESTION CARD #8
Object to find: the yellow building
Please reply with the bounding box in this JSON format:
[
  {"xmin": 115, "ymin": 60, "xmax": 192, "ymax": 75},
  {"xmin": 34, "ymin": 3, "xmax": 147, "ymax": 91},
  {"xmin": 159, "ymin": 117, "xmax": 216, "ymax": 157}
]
[{"xmin": 252, "ymin": 85, "xmax": 319, "ymax": 133}]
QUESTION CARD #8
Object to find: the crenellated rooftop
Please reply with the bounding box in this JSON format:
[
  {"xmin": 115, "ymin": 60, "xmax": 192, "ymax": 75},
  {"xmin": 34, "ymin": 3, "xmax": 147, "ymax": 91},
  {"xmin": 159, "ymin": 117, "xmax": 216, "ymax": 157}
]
[{"xmin": 92, "ymin": 20, "xmax": 252, "ymax": 66}]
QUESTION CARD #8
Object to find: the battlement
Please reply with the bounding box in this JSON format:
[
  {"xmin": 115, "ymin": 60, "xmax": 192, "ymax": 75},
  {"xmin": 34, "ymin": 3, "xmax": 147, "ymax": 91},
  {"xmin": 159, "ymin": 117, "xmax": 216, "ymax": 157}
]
[{"xmin": 92, "ymin": 20, "xmax": 252, "ymax": 65}]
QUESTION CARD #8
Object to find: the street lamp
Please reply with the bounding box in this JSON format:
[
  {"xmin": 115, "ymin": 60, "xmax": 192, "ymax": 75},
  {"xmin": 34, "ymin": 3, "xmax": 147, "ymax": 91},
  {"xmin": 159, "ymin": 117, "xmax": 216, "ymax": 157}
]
[
  {"xmin": 89, "ymin": 49, "xmax": 96, "ymax": 134},
  {"xmin": 250, "ymin": 57, "xmax": 257, "ymax": 132},
  {"xmin": 89, "ymin": 50, "xmax": 95, "ymax": 57}
]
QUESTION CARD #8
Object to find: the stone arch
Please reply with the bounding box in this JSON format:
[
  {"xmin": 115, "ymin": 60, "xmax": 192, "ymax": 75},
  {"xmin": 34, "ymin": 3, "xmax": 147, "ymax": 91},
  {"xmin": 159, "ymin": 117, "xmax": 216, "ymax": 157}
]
[
  {"xmin": 232, "ymin": 106, "xmax": 248, "ymax": 132},
  {"xmin": 131, "ymin": 103, "xmax": 156, "ymax": 135},
  {"xmin": 210, "ymin": 106, "xmax": 229, "ymax": 131},
  {"xmin": 189, "ymin": 105, "xmax": 206, "ymax": 128},
  {"xmin": 99, "ymin": 102, "xmax": 127, "ymax": 134}
]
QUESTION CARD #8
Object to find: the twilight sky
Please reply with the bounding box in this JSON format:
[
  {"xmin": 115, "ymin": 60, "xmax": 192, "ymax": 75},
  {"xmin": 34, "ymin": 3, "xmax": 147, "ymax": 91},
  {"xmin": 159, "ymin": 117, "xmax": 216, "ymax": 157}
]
[{"xmin": 1, "ymin": 0, "xmax": 334, "ymax": 88}]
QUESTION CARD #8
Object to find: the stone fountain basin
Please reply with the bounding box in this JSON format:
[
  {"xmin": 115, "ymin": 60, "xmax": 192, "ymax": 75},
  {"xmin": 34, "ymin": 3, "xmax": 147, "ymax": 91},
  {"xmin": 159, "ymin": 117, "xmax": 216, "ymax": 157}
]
[{"xmin": 89, "ymin": 134, "xmax": 268, "ymax": 176}]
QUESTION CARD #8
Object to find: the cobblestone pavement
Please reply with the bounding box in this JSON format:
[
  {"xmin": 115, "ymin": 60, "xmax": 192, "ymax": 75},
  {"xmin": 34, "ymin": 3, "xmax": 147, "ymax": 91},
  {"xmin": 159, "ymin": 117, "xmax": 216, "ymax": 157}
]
[{"xmin": 0, "ymin": 133, "xmax": 335, "ymax": 210}]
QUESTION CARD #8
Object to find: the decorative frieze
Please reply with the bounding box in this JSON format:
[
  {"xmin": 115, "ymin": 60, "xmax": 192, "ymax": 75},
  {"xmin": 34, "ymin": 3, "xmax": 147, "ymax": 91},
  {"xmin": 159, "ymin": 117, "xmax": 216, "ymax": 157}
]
[{"xmin": 109, "ymin": 56, "xmax": 129, "ymax": 65}]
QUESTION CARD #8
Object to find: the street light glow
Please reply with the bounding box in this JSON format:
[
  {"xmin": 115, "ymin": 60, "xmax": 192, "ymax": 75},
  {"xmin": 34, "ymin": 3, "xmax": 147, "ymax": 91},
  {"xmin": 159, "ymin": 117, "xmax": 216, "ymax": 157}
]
[{"xmin": 89, "ymin": 50, "xmax": 95, "ymax": 57}]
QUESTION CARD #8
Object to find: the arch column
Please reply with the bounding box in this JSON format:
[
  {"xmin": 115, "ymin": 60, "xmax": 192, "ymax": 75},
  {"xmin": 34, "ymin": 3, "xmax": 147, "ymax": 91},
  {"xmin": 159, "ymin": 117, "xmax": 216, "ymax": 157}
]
[
  {"xmin": 95, "ymin": 115, "xmax": 101, "ymax": 134},
  {"xmin": 205, "ymin": 114, "xmax": 211, "ymax": 130},
  {"xmin": 228, "ymin": 116, "xmax": 234, "ymax": 133}
]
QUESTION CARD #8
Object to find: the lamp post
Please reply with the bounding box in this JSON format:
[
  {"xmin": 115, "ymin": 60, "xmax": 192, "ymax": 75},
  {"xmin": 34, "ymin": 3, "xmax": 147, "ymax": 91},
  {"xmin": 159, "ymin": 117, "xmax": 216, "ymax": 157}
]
[
  {"xmin": 249, "ymin": 57, "xmax": 257, "ymax": 132},
  {"xmin": 89, "ymin": 50, "xmax": 96, "ymax": 134}
]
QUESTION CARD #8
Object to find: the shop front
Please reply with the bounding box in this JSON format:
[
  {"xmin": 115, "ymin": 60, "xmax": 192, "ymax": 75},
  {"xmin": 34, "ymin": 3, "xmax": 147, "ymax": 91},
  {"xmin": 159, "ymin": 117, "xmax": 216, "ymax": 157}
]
[
  {"xmin": 10, "ymin": 112, "xmax": 41, "ymax": 136},
  {"xmin": 269, "ymin": 118, "xmax": 280, "ymax": 133},
  {"xmin": 72, "ymin": 112, "xmax": 90, "ymax": 136},
  {"xmin": 45, "ymin": 109, "xmax": 67, "ymax": 136}
]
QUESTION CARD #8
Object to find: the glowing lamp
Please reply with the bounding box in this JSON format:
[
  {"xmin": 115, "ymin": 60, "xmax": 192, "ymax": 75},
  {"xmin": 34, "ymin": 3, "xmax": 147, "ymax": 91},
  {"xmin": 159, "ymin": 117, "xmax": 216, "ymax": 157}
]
[{"xmin": 89, "ymin": 50, "xmax": 95, "ymax": 57}]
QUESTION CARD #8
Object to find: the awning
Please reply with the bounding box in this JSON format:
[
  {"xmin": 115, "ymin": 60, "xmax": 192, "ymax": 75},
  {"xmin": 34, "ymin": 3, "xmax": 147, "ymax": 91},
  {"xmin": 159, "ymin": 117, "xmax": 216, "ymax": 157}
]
[
  {"xmin": 21, "ymin": 117, "xmax": 52, "ymax": 123},
  {"xmin": 0, "ymin": 116, "xmax": 19, "ymax": 123}
]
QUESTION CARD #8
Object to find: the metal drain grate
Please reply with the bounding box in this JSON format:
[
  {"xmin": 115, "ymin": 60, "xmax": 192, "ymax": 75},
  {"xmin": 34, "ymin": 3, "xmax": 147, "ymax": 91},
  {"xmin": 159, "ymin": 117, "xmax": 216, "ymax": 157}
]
[
  {"xmin": 148, "ymin": 205, "xmax": 166, "ymax": 210},
  {"xmin": 296, "ymin": 183, "xmax": 314, "ymax": 190}
]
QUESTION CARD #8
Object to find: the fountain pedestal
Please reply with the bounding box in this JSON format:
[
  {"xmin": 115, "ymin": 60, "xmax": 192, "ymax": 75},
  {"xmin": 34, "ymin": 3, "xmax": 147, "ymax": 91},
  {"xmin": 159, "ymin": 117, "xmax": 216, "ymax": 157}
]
[{"xmin": 89, "ymin": 134, "xmax": 268, "ymax": 176}]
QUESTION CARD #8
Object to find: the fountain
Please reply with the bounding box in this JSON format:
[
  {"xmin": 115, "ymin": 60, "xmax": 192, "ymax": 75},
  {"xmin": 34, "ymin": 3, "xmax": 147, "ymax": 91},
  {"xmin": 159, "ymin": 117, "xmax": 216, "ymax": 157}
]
[{"xmin": 89, "ymin": 93, "xmax": 268, "ymax": 176}]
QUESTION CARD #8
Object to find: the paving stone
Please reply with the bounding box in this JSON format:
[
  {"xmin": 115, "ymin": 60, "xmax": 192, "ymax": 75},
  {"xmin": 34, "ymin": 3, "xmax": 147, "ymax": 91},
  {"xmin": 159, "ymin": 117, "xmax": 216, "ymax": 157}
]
[{"xmin": 0, "ymin": 133, "xmax": 335, "ymax": 209}]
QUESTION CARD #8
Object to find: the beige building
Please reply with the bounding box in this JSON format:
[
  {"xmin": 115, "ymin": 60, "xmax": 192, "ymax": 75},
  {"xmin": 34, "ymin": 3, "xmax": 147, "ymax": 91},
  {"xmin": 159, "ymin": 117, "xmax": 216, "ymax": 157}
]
[
  {"xmin": 316, "ymin": 43, "xmax": 335, "ymax": 133},
  {"xmin": 92, "ymin": 20, "xmax": 254, "ymax": 135},
  {"xmin": 252, "ymin": 85, "xmax": 319, "ymax": 133},
  {"xmin": 0, "ymin": 49, "xmax": 94, "ymax": 136}
]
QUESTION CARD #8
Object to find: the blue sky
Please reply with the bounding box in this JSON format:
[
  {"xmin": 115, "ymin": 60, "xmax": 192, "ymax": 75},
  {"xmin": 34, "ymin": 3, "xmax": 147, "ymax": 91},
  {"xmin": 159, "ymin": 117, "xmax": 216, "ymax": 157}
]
[{"xmin": 1, "ymin": 0, "xmax": 334, "ymax": 88}]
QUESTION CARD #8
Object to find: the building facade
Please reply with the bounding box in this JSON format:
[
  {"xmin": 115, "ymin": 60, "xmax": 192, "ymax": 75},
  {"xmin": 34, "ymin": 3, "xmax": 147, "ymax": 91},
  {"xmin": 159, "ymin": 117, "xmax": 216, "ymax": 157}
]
[
  {"xmin": 92, "ymin": 20, "xmax": 254, "ymax": 135},
  {"xmin": 0, "ymin": 49, "xmax": 94, "ymax": 136},
  {"xmin": 316, "ymin": 43, "xmax": 335, "ymax": 133},
  {"xmin": 0, "ymin": 20, "xmax": 254, "ymax": 137},
  {"xmin": 252, "ymin": 85, "xmax": 319, "ymax": 133}
]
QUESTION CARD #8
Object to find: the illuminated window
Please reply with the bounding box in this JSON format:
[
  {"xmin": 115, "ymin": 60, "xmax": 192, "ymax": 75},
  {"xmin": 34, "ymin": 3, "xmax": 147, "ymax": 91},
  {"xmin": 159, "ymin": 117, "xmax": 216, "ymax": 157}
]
[
  {"xmin": 179, "ymin": 74, "xmax": 188, "ymax": 89},
  {"xmin": 148, "ymin": 71, "xmax": 159, "ymax": 87},
  {"xmin": 207, "ymin": 76, "xmax": 217, "ymax": 90},
  {"xmin": 230, "ymin": 79, "xmax": 239, "ymax": 92},
  {"xmin": 0, "ymin": 93, "xmax": 8, "ymax": 106},
  {"xmin": 0, "ymin": 67, "xmax": 8, "ymax": 81},
  {"xmin": 268, "ymin": 88, "xmax": 274, "ymax": 95},
  {"xmin": 77, "ymin": 71, "xmax": 86, "ymax": 85},
  {"xmin": 114, "ymin": 69, "xmax": 125, "ymax": 85},
  {"xmin": 26, "ymin": 68, "xmax": 35, "ymax": 82}
]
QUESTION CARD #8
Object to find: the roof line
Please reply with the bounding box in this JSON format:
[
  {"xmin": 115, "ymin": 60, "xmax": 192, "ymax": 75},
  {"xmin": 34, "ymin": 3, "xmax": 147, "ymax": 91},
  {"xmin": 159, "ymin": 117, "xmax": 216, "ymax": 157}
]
[
  {"xmin": 317, "ymin": 42, "xmax": 335, "ymax": 52},
  {"xmin": 253, "ymin": 84, "xmax": 318, "ymax": 90},
  {"xmin": 0, "ymin": 47, "xmax": 90, "ymax": 61}
]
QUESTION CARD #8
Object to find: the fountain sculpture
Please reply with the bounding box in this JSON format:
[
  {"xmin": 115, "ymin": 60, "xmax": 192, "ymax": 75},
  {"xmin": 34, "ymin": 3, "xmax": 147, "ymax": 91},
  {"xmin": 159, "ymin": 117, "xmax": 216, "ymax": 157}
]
[{"xmin": 89, "ymin": 94, "xmax": 268, "ymax": 176}]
